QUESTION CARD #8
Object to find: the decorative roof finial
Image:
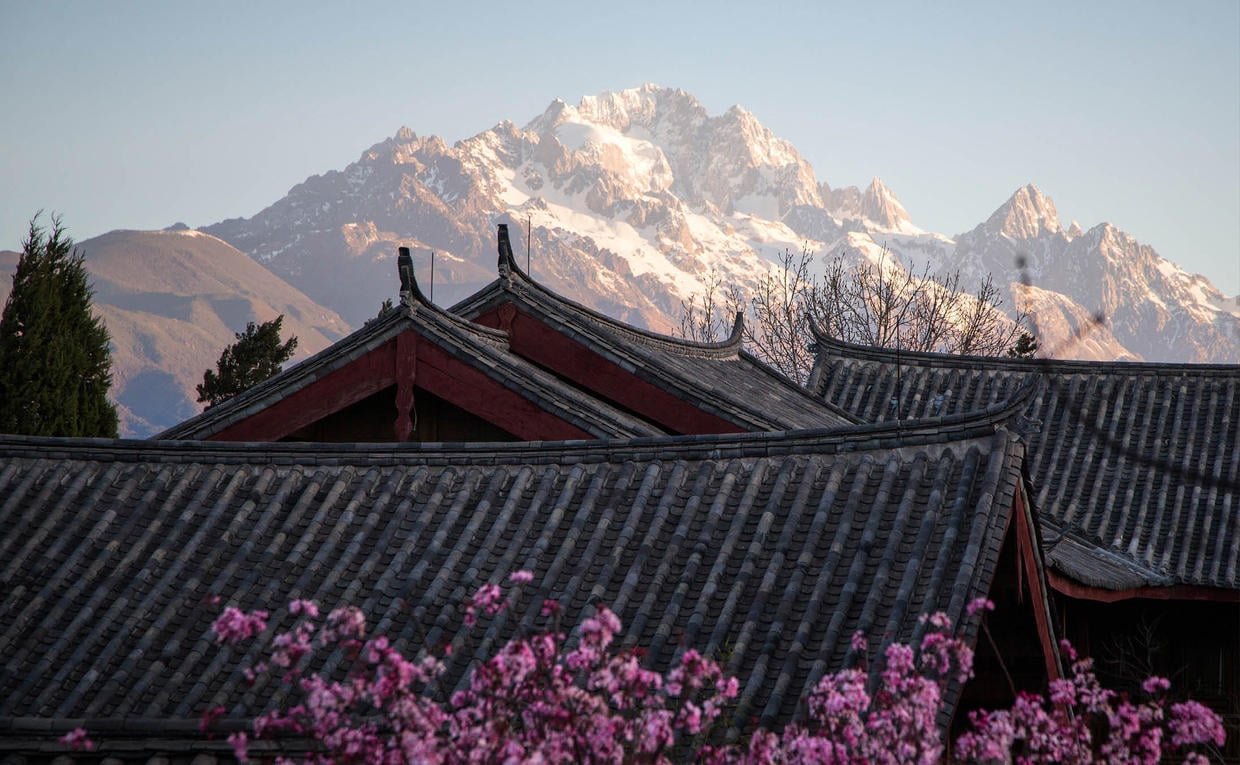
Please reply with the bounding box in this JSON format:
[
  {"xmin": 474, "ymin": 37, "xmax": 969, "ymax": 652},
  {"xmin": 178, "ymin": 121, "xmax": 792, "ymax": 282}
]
[
  {"xmin": 497, "ymin": 223, "xmax": 518, "ymax": 280},
  {"xmin": 398, "ymin": 246, "xmax": 426, "ymax": 306},
  {"xmin": 728, "ymin": 311, "xmax": 745, "ymax": 345}
]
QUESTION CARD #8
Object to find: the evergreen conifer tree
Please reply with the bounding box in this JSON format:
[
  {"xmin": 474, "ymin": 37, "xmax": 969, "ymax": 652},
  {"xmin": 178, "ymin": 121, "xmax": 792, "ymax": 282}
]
[
  {"xmin": 196, "ymin": 315, "xmax": 298, "ymax": 407},
  {"xmin": 0, "ymin": 214, "xmax": 118, "ymax": 437},
  {"xmin": 1007, "ymin": 331, "xmax": 1040, "ymax": 358}
]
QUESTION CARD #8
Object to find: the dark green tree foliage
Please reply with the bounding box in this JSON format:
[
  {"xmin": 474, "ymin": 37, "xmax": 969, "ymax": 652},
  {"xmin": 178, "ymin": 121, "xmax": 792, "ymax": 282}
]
[
  {"xmin": 1007, "ymin": 332, "xmax": 1040, "ymax": 358},
  {"xmin": 197, "ymin": 315, "xmax": 298, "ymax": 407},
  {"xmin": 0, "ymin": 215, "xmax": 118, "ymax": 437},
  {"xmin": 364, "ymin": 297, "xmax": 395, "ymax": 327}
]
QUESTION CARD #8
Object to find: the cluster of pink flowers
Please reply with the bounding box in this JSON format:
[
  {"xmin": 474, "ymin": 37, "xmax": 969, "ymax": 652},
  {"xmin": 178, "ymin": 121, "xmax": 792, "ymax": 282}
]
[
  {"xmin": 211, "ymin": 572, "xmax": 739, "ymax": 764},
  {"xmin": 58, "ymin": 727, "xmax": 93, "ymax": 751},
  {"xmin": 212, "ymin": 605, "xmax": 269, "ymax": 644},
  {"xmin": 170, "ymin": 581, "xmax": 1223, "ymax": 764},
  {"xmin": 955, "ymin": 640, "xmax": 1226, "ymax": 764}
]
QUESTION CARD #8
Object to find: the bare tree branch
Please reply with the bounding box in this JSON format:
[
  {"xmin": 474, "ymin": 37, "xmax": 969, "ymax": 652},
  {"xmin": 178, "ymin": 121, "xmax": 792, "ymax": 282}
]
[{"xmin": 676, "ymin": 245, "xmax": 1036, "ymax": 384}]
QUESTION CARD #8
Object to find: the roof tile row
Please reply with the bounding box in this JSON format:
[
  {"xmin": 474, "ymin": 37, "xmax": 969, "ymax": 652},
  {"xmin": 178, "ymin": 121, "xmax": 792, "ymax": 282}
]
[
  {"xmin": 0, "ymin": 423, "xmax": 1021, "ymax": 741},
  {"xmin": 810, "ymin": 336, "xmax": 1240, "ymax": 591}
]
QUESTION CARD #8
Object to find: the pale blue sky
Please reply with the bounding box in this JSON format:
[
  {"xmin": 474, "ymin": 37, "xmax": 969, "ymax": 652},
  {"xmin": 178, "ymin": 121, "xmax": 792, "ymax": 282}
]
[{"xmin": 2, "ymin": 0, "xmax": 1237, "ymax": 293}]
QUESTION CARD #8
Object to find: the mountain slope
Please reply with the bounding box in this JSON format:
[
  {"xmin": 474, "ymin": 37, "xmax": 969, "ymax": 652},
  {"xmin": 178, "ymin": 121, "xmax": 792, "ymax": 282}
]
[{"xmin": 2, "ymin": 228, "xmax": 350, "ymax": 435}]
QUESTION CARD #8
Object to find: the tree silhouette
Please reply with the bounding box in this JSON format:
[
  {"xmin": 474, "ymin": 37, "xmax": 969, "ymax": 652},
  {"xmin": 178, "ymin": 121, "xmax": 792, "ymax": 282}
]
[
  {"xmin": 196, "ymin": 315, "xmax": 298, "ymax": 408},
  {"xmin": 0, "ymin": 214, "xmax": 118, "ymax": 437}
]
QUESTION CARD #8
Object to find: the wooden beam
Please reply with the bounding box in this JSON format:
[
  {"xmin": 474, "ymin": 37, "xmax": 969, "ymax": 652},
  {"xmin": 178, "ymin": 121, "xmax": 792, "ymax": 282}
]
[
  {"xmin": 394, "ymin": 331, "xmax": 417, "ymax": 441},
  {"xmin": 208, "ymin": 328, "xmax": 597, "ymax": 443},
  {"xmin": 414, "ymin": 340, "xmax": 593, "ymax": 441},
  {"xmin": 1014, "ymin": 486, "xmax": 1063, "ymax": 681},
  {"xmin": 1047, "ymin": 570, "xmax": 1240, "ymax": 603}
]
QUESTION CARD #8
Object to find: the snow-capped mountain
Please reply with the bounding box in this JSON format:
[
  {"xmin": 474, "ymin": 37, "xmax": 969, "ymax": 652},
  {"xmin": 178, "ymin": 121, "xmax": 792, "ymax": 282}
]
[
  {"xmin": 202, "ymin": 85, "xmax": 1238, "ymax": 363},
  {"xmin": 940, "ymin": 184, "xmax": 1238, "ymax": 362}
]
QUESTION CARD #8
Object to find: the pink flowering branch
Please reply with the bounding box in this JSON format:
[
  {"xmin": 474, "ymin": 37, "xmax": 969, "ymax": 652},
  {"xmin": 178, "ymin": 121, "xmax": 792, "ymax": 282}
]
[
  {"xmin": 207, "ymin": 573, "xmax": 739, "ymax": 763},
  {"xmin": 955, "ymin": 640, "xmax": 1225, "ymax": 764},
  {"xmin": 190, "ymin": 589, "xmax": 1224, "ymax": 765}
]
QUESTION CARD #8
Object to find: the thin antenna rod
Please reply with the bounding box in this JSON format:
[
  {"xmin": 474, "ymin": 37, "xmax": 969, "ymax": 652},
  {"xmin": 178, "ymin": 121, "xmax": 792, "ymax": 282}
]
[
  {"xmin": 430, "ymin": 251, "xmax": 435, "ymax": 304},
  {"xmin": 527, "ymin": 214, "xmax": 532, "ymax": 273}
]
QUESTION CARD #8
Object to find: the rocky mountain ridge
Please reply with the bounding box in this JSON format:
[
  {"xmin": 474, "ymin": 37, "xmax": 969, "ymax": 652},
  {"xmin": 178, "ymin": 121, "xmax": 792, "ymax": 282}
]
[
  {"xmin": 946, "ymin": 183, "xmax": 1237, "ymax": 361},
  {"xmin": 202, "ymin": 84, "xmax": 1237, "ymax": 364}
]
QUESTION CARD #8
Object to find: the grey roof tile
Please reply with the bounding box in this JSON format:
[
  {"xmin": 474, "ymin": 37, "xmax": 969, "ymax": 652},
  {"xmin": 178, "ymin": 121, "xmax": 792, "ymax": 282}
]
[
  {"xmin": 809, "ymin": 334, "xmax": 1240, "ymax": 592},
  {"xmin": 1, "ymin": 421, "xmax": 1019, "ymax": 746}
]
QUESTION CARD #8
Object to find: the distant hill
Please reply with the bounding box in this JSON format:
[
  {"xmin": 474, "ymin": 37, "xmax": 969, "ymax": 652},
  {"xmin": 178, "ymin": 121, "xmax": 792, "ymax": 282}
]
[{"xmin": 1, "ymin": 228, "xmax": 351, "ymax": 436}]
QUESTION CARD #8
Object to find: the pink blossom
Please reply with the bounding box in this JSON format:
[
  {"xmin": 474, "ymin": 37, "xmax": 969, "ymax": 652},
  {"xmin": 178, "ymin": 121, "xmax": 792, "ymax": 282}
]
[
  {"xmin": 1170, "ymin": 700, "xmax": 1227, "ymax": 747},
  {"xmin": 176, "ymin": 582, "xmax": 1226, "ymax": 765},
  {"xmin": 211, "ymin": 606, "xmax": 268, "ymax": 644},
  {"xmin": 228, "ymin": 731, "xmax": 250, "ymax": 762},
  {"xmin": 289, "ymin": 599, "xmax": 319, "ymax": 618},
  {"xmin": 966, "ymin": 597, "xmax": 995, "ymax": 616},
  {"xmin": 464, "ymin": 582, "xmax": 504, "ymax": 627},
  {"xmin": 59, "ymin": 727, "xmax": 93, "ymax": 751}
]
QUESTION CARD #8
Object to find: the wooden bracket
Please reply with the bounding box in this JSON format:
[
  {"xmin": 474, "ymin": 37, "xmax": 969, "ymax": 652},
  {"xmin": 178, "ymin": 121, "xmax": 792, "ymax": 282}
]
[{"xmin": 394, "ymin": 331, "xmax": 418, "ymax": 441}]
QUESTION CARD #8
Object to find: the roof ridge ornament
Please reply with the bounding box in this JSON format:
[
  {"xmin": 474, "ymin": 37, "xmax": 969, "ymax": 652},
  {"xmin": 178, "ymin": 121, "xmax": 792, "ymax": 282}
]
[
  {"xmin": 398, "ymin": 246, "xmax": 429, "ymax": 307},
  {"xmin": 805, "ymin": 311, "xmax": 831, "ymax": 353},
  {"xmin": 497, "ymin": 223, "xmax": 519, "ymax": 282},
  {"xmin": 727, "ymin": 311, "xmax": 745, "ymax": 345}
]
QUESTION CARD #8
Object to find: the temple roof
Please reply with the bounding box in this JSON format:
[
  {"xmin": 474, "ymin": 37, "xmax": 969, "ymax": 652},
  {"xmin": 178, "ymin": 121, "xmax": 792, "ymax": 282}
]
[
  {"xmin": 808, "ymin": 333, "xmax": 1240, "ymax": 594},
  {"xmin": 158, "ymin": 258, "xmax": 665, "ymax": 442},
  {"xmin": 450, "ymin": 225, "xmax": 856, "ymax": 433},
  {"xmin": 0, "ymin": 414, "xmax": 1023, "ymax": 750}
]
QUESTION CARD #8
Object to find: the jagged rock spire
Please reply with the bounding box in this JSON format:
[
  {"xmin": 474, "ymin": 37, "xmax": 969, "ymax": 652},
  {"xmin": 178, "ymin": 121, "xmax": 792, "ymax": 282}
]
[{"xmin": 986, "ymin": 184, "xmax": 1062, "ymax": 238}]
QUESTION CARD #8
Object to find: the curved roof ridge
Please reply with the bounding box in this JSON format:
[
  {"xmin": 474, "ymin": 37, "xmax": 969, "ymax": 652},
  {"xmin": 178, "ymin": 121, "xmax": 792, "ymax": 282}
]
[
  {"xmin": 155, "ymin": 295, "xmax": 660, "ymax": 442},
  {"xmin": 12, "ymin": 412, "xmax": 1015, "ymax": 465},
  {"xmin": 158, "ymin": 245, "xmax": 671, "ymax": 441},
  {"xmin": 494, "ymin": 223, "xmax": 745, "ymax": 359},
  {"xmin": 735, "ymin": 348, "xmax": 863, "ymax": 424},
  {"xmin": 408, "ymin": 290, "xmax": 511, "ymax": 352},
  {"xmin": 399, "ymin": 244, "xmax": 509, "ymax": 350},
  {"xmin": 810, "ymin": 324, "xmax": 1240, "ymax": 376}
]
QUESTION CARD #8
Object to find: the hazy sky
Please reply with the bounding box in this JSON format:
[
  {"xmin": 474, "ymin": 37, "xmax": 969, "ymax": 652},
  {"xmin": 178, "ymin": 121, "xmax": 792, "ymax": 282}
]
[{"xmin": 2, "ymin": 0, "xmax": 1238, "ymax": 294}]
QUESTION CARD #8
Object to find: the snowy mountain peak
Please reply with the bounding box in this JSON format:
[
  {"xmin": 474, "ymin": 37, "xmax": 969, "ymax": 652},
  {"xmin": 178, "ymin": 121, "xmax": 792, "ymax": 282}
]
[
  {"xmin": 859, "ymin": 177, "xmax": 914, "ymax": 232},
  {"xmin": 820, "ymin": 177, "xmax": 916, "ymax": 233},
  {"xmin": 522, "ymin": 84, "xmax": 821, "ymax": 220},
  {"xmin": 573, "ymin": 84, "xmax": 705, "ymax": 133},
  {"xmin": 986, "ymin": 183, "xmax": 1062, "ymax": 239}
]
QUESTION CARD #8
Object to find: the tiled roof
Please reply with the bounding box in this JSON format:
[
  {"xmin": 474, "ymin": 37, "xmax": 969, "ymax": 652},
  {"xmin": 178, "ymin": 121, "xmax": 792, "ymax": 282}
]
[
  {"xmin": 157, "ymin": 266, "xmax": 665, "ymax": 442},
  {"xmin": 450, "ymin": 226, "xmax": 856, "ymax": 433},
  {"xmin": 0, "ymin": 416, "xmax": 1022, "ymax": 748},
  {"xmin": 808, "ymin": 334, "xmax": 1240, "ymax": 593}
]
